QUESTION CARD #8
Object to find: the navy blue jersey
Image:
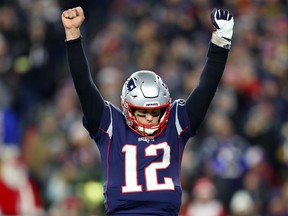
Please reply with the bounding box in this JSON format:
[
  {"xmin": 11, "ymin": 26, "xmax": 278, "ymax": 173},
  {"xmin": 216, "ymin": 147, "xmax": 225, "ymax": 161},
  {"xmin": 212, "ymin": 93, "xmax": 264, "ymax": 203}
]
[{"xmin": 84, "ymin": 99, "xmax": 192, "ymax": 215}]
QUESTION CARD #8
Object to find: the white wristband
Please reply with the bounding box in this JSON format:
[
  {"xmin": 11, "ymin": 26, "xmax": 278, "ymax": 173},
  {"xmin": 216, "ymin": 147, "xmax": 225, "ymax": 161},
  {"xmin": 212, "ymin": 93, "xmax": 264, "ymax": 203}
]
[{"xmin": 211, "ymin": 32, "xmax": 231, "ymax": 49}]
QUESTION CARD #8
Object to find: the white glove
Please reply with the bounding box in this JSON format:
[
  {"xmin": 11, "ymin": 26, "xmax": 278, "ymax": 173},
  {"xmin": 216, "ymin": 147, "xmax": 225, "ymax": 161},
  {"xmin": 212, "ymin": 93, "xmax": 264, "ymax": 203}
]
[{"xmin": 211, "ymin": 8, "xmax": 234, "ymax": 49}]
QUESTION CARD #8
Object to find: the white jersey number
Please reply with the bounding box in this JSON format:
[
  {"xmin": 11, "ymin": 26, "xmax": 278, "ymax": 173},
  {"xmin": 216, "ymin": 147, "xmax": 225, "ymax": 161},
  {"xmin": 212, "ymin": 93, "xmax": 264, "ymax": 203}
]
[{"xmin": 121, "ymin": 142, "xmax": 175, "ymax": 193}]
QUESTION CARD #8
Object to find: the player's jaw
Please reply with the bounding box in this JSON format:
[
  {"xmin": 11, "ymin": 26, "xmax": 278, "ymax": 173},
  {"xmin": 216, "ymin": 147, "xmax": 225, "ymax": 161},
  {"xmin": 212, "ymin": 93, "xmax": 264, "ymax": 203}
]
[{"xmin": 133, "ymin": 108, "xmax": 161, "ymax": 136}]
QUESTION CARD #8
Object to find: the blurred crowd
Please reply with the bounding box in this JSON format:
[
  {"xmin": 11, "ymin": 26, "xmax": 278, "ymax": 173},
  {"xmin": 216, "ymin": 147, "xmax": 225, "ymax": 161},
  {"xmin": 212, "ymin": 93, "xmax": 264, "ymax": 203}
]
[{"xmin": 0, "ymin": 0, "xmax": 288, "ymax": 215}]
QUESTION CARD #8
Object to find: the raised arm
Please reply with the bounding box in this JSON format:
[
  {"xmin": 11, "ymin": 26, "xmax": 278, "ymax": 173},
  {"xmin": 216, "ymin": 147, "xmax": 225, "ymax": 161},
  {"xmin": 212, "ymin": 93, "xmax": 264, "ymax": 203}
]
[
  {"xmin": 62, "ymin": 7, "xmax": 104, "ymax": 135},
  {"xmin": 186, "ymin": 9, "xmax": 234, "ymax": 134}
]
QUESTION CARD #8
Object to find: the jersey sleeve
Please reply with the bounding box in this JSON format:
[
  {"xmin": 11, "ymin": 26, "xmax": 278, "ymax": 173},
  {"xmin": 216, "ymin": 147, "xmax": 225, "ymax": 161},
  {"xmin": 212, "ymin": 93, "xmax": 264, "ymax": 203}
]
[
  {"xmin": 172, "ymin": 99, "xmax": 194, "ymax": 138},
  {"xmin": 82, "ymin": 101, "xmax": 113, "ymax": 140}
]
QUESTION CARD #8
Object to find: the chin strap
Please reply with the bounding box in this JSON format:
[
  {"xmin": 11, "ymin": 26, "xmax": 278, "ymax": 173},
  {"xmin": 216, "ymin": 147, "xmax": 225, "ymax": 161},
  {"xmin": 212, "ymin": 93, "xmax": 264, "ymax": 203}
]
[{"xmin": 137, "ymin": 125, "xmax": 159, "ymax": 135}]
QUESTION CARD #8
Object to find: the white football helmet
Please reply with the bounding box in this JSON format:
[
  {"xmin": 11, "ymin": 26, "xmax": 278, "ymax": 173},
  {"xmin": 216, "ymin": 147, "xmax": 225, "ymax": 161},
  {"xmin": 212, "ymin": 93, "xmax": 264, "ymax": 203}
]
[{"xmin": 121, "ymin": 70, "xmax": 171, "ymax": 137}]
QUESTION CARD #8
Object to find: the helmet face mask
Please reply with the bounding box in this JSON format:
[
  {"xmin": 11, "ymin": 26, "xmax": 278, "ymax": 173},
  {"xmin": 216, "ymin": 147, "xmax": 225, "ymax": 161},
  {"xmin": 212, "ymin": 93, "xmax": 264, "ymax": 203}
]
[{"xmin": 121, "ymin": 70, "xmax": 171, "ymax": 137}]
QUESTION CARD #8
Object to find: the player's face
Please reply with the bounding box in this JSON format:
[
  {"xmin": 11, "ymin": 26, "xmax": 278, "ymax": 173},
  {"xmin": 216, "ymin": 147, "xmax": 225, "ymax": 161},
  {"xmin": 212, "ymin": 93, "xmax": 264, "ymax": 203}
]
[{"xmin": 134, "ymin": 109, "xmax": 161, "ymax": 125}]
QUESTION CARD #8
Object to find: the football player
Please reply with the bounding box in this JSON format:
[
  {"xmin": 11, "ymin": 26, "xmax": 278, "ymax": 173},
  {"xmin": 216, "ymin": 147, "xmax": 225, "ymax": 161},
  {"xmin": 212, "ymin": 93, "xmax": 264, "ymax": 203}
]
[{"xmin": 61, "ymin": 7, "xmax": 234, "ymax": 216}]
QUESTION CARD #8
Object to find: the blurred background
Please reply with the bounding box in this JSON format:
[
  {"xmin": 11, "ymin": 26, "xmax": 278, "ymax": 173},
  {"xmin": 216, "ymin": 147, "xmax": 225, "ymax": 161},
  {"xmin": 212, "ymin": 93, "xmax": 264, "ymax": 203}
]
[{"xmin": 0, "ymin": 0, "xmax": 288, "ymax": 215}]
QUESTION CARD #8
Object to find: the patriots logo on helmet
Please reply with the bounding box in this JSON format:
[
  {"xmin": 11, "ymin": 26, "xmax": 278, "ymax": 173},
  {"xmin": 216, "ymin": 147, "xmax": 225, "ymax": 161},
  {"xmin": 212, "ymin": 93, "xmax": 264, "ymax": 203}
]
[{"xmin": 127, "ymin": 78, "xmax": 137, "ymax": 92}]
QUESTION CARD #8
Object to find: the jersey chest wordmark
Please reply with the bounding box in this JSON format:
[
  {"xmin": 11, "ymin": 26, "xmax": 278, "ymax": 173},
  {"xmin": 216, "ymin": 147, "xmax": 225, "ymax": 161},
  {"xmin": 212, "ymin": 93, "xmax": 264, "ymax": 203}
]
[{"xmin": 121, "ymin": 142, "xmax": 175, "ymax": 193}]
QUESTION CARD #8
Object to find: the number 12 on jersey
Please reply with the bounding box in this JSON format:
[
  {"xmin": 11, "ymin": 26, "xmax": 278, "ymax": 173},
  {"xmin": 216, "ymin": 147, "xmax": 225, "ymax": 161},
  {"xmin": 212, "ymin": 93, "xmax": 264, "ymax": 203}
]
[{"xmin": 121, "ymin": 142, "xmax": 175, "ymax": 193}]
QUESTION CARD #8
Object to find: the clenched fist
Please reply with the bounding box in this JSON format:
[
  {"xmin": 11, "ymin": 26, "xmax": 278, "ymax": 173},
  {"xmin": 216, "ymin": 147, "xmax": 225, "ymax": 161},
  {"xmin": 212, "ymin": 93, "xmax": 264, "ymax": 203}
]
[
  {"xmin": 61, "ymin": 6, "xmax": 85, "ymax": 41},
  {"xmin": 210, "ymin": 8, "xmax": 234, "ymax": 49}
]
